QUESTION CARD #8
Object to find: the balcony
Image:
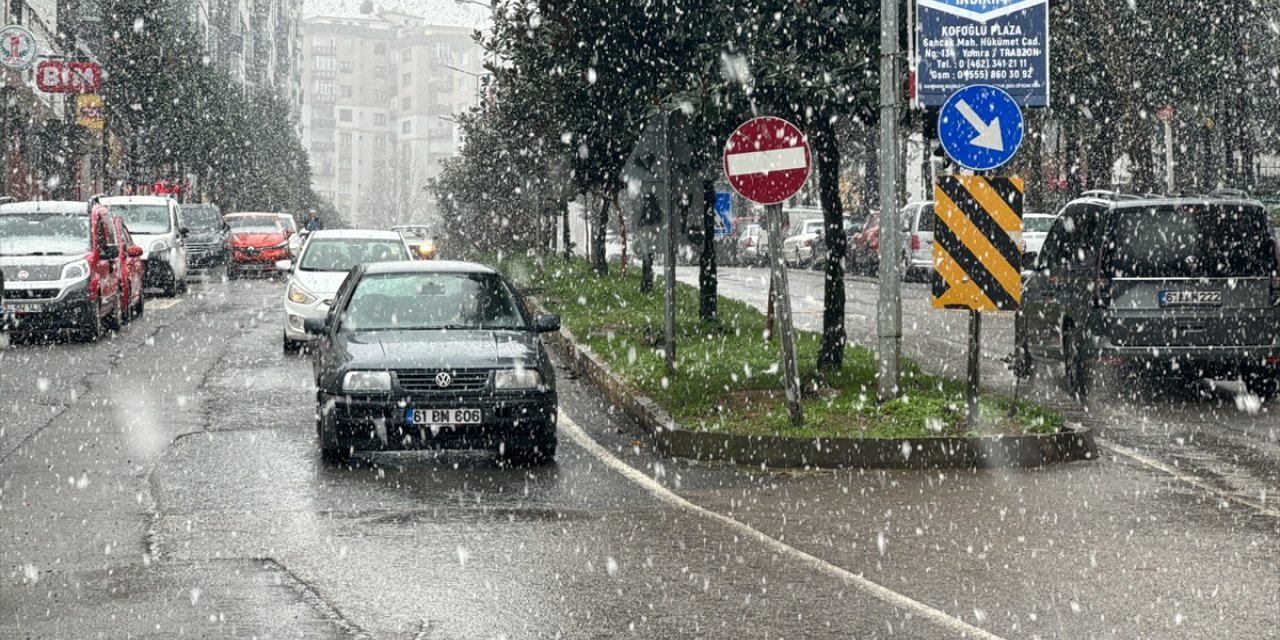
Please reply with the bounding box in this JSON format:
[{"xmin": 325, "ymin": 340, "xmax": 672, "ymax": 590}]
[
  {"xmin": 312, "ymin": 45, "xmax": 336, "ymax": 56},
  {"xmin": 312, "ymin": 118, "xmax": 337, "ymax": 130}
]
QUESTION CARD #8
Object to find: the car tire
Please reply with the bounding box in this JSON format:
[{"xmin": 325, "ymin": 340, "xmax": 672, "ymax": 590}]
[
  {"xmin": 1064, "ymin": 328, "xmax": 1093, "ymax": 401},
  {"xmin": 283, "ymin": 332, "xmax": 304, "ymax": 355},
  {"xmin": 80, "ymin": 306, "xmax": 103, "ymax": 343},
  {"xmin": 132, "ymin": 293, "xmax": 145, "ymax": 319},
  {"xmin": 498, "ymin": 439, "xmax": 557, "ymax": 466},
  {"xmin": 1243, "ymin": 366, "xmax": 1280, "ymax": 400},
  {"xmin": 162, "ymin": 267, "xmax": 180, "ymax": 297},
  {"xmin": 105, "ymin": 301, "xmax": 123, "ymax": 332}
]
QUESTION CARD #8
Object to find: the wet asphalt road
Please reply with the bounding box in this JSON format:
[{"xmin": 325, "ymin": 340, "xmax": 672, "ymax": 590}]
[{"xmin": 2, "ymin": 273, "xmax": 1278, "ymax": 639}]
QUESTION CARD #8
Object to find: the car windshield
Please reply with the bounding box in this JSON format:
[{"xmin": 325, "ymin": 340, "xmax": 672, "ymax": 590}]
[
  {"xmin": 113, "ymin": 204, "xmax": 171, "ymax": 234},
  {"xmin": 343, "ymin": 272, "xmax": 526, "ymax": 331},
  {"xmin": 227, "ymin": 216, "xmax": 283, "ymax": 233},
  {"xmin": 1024, "ymin": 215, "xmax": 1056, "ymax": 233},
  {"xmin": 181, "ymin": 206, "xmax": 222, "ymax": 229},
  {"xmin": 0, "ymin": 213, "xmax": 91, "ymax": 256},
  {"xmin": 1104, "ymin": 204, "xmax": 1274, "ymax": 278},
  {"xmin": 299, "ymin": 238, "xmax": 409, "ymax": 271}
]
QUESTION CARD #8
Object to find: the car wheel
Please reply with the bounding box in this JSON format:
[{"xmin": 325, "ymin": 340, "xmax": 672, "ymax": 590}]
[
  {"xmin": 283, "ymin": 332, "xmax": 304, "ymax": 355},
  {"xmin": 1243, "ymin": 366, "xmax": 1280, "ymax": 400},
  {"xmin": 132, "ymin": 293, "xmax": 145, "ymax": 319},
  {"xmin": 162, "ymin": 268, "xmax": 180, "ymax": 297},
  {"xmin": 80, "ymin": 306, "xmax": 104, "ymax": 343},
  {"xmin": 1064, "ymin": 328, "xmax": 1093, "ymax": 401},
  {"xmin": 498, "ymin": 439, "xmax": 557, "ymax": 466},
  {"xmin": 105, "ymin": 301, "xmax": 123, "ymax": 332}
]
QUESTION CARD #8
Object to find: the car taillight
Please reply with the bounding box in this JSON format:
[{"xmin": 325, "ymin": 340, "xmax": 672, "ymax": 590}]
[
  {"xmin": 911, "ymin": 234, "xmax": 920, "ymax": 251},
  {"xmin": 744, "ymin": 237, "xmax": 754, "ymax": 249},
  {"xmin": 804, "ymin": 238, "xmax": 813, "ymax": 247}
]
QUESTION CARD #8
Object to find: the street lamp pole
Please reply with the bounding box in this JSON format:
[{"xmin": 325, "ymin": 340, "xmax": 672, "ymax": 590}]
[{"xmin": 876, "ymin": 0, "xmax": 903, "ymax": 403}]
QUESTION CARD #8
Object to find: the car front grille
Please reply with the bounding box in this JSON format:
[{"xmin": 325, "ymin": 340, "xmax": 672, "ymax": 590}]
[
  {"xmin": 396, "ymin": 369, "xmax": 490, "ymax": 392},
  {"xmin": 4, "ymin": 288, "xmax": 60, "ymax": 300}
]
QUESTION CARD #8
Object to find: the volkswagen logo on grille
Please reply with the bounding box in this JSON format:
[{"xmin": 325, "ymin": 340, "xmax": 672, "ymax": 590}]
[
  {"xmin": 434, "ymin": 372, "xmax": 452, "ymax": 388},
  {"xmin": 17, "ymin": 270, "xmax": 28, "ymax": 280}
]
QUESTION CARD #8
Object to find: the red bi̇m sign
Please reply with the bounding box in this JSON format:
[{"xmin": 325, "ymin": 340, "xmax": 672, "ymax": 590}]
[{"xmin": 36, "ymin": 61, "xmax": 102, "ymax": 94}]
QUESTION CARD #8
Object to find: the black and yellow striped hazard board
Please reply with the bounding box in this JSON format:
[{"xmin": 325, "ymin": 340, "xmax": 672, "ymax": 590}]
[{"xmin": 931, "ymin": 176, "xmax": 1023, "ymax": 311}]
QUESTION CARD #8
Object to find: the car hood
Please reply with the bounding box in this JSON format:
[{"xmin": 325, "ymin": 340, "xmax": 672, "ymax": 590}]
[
  {"xmin": 291, "ymin": 270, "xmax": 349, "ymax": 298},
  {"xmin": 231, "ymin": 232, "xmax": 288, "ymax": 247},
  {"xmin": 0, "ymin": 253, "xmax": 91, "ymax": 281},
  {"xmin": 343, "ymin": 329, "xmax": 538, "ymax": 370}
]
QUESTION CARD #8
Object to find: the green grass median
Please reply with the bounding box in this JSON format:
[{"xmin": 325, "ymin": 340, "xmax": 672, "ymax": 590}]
[{"xmin": 500, "ymin": 257, "xmax": 1063, "ymax": 439}]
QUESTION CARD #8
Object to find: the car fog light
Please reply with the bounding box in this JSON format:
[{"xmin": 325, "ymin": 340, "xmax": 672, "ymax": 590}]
[{"xmin": 288, "ymin": 314, "xmax": 304, "ymax": 330}]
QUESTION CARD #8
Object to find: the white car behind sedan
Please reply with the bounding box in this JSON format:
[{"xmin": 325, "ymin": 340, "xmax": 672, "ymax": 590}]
[{"xmin": 278, "ymin": 229, "xmax": 413, "ymax": 353}]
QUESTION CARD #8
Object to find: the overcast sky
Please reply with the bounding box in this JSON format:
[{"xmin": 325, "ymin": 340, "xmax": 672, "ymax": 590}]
[{"xmin": 302, "ymin": 0, "xmax": 491, "ymax": 29}]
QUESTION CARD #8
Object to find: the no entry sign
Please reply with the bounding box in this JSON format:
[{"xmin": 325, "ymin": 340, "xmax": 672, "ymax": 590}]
[{"xmin": 723, "ymin": 117, "xmax": 811, "ymax": 205}]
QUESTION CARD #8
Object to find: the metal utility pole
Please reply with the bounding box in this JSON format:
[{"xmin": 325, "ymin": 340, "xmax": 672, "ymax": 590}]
[{"xmin": 877, "ymin": 0, "xmax": 903, "ymax": 402}]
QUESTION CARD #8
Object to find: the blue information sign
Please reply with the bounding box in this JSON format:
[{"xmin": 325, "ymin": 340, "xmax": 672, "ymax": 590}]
[
  {"xmin": 916, "ymin": 0, "xmax": 1049, "ymax": 108},
  {"xmin": 938, "ymin": 85, "xmax": 1024, "ymax": 171},
  {"xmin": 714, "ymin": 192, "xmax": 733, "ymax": 238}
]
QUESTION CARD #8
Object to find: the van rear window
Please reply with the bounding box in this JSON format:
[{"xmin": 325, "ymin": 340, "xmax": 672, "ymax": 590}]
[{"xmin": 1104, "ymin": 204, "xmax": 1274, "ymax": 278}]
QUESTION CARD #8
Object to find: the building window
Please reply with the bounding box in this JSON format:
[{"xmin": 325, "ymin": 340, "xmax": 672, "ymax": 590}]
[
  {"xmin": 339, "ymin": 158, "xmax": 352, "ymax": 170},
  {"xmin": 339, "ymin": 85, "xmax": 353, "ymax": 98},
  {"xmin": 373, "ymin": 113, "xmax": 386, "ymax": 126},
  {"xmin": 434, "ymin": 43, "xmax": 452, "ymax": 62},
  {"xmin": 339, "ymin": 133, "xmax": 352, "ymax": 146},
  {"xmin": 374, "ymin": 89, "xmax": 388, "ymax": 102},
  {"xmin": 401, "ymin": 97, "xmax": 411, "ymax": 110},
  {"xmin": 316, "ymin": 82, "xmax": 335, "ymax": 96},
  {"xmin": 314, "ymin": 57, "xmax": 335, "ymax": 71},
  {"xmin": 402, "ymin": 73, "xmax": 411, "ymax": 87},
  {"xmin": 401, "ymin": 48, "xmax": 412, "ymax": 62},
  {"xmin": 338, "ymin": 109, "xmax": 352, "ymax": 122},
  {"xmin": 402, "ymin": 121, "xmax": 412, "ymax": 134},
  {"xmin": 338, "ymin": 60, "xmax": 353, "ymax": 73}
]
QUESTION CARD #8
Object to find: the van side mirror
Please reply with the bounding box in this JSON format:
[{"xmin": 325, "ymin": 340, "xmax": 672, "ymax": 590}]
[
  {"xmin": 534, "ymin": 314, "xmax": 561, "ymax": 333},
  {"xmin": 180, "ymin": 227, "xmax": 190, "ymax": 238},
  {"xmin": 127, "ymin": 245, "xmax": 144, "ymax": 258},
  {"xmin": 303, "ymin": 317, "xmax": 327, "ymax": 335}
]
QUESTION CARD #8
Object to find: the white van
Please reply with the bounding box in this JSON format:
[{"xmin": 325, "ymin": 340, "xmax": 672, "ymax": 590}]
[{"xmin": 102, "ymin": 196, "xmax": 189, "ymax": 296}]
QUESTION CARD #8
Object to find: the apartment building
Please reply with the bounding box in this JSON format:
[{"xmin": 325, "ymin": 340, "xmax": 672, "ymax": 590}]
[{"xmin": 301, "ymin": 7, "xmax": 483, "ymax": 227}]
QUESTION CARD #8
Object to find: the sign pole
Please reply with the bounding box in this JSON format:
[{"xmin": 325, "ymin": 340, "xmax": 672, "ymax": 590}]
[
  {"xmin": 764, "ymin": 202, "xmax": 804, "ymax": 426},
  {"xmin": 966, "ymin": 309, "xmax": 981, "ymax": 429},
  {"xmin": 664, "ymin": 182, "xmax": 677, "ymax": 374},
  {"xmin": 1164, "ymin": 120, "xmax": 1175, "ymax": 193},
  {"xmin": 877, "ymin": 0, "xmax": 903, "ymax": 403}
]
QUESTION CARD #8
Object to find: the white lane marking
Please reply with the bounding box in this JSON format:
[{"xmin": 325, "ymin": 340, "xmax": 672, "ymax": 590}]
[
  {"xmin": 1098, "ymin": 438, "xmax": 1280, "ymax": 519},
  {"xmin": 559, "ymin": 412, "xmax": 1008, "ymax": 640},
  {"xmin": 725, "ymin": 146, "xmax": 807, "ymax": 176},
  {"xmin": 145, "ymin": 298, "xmax": 183, "ymax": 311}
]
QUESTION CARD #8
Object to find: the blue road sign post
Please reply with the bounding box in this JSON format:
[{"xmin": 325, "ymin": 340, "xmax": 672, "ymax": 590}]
[
  {"xmin": 713, "ymin": 192, "xmax": 733, "ymax": 239},
  {"xmin": 938, "ymin": 85, "xmax": 1024, "ymax": 172},
  {"xmin": 916, "ymin": 0, "xmax": 1049, "ymax": 108}
]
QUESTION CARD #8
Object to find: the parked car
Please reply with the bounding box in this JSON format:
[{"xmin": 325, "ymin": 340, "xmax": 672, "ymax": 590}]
[
  {"xmin": 111, "ymin": 214, "xmax": 146, "ymax": 321},
  {"xmin": 392, "ymin": 225, "xmax": 437, "ymax": 259},
  {"xmin": 736, "ymin": 224, "xmax": 764, "ymax": 265},
  {"xmin": 180, "ymin": 204, "xmax": 231, "ymax": 271},
  {"xmin": 276, "ymin": 214, "xmax": 302, "ymax": 257},
  {"xmin": 303, "ymin": 261, "xmax": 561, "ymax": 464},
  {"xmin": 0, "ymin": 200, "xmax": 123, "ymax": 340},
  {"xmin": 1016, "ymin": 194, "xmax": 1280, "ymax": 400},
  {"xmin": 781, "ymin": 219, "xmax": 824, "ymax": 267},
  {"xmin": 102, "ymin": 195, "xmax": 188, "ymax": 296},
  {"xmin": 1020, "ymin": 212, "xmax": 1056, "ymax": 268},
  {"xmin": 278, "ymin": 229, "xmax": 413, "ymax": 353},
  {"xmin": 225, "ymin": 213, "xmax": 292, "ymax": 278},
  {"xmin": 901, "ymin": 201, "xmax": 937, "ymax": 281},
  {"xmin": 848, "ymin": 209, "xmax": 882, "ymax": 276}
]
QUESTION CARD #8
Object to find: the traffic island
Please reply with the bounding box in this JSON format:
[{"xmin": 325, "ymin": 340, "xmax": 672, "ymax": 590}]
[{"xmin": 505, "ymin": 258, "xmax": 1096, "ymax": 469}]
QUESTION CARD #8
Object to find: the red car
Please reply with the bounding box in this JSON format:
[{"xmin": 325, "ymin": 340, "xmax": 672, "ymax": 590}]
[
  {"xmin": 0, "ymin": 200, "xmax": 123, "ymax": 340},
  {"xmin": 111, "ymin": 214, "xmax": 146, "ymax": 321},
  {"xmin": 225, "ymin": 213, "xmax": 293, "ymax": 278}
]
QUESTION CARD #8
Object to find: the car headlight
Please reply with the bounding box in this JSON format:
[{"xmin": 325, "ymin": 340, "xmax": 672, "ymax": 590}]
[
  {"xmin": 287, "ymin": 282, "xmax": 318, "ymax": 305},
  {"xmin": 61, "ymin": 260, "xmax": 90, "ymax": 281},
  {"xmin": 494, "ymin": 369, "xmax": 542, "ymax": 389},
  {"xmin": 342, "ymin": 371, "xmax": 391, "ymax": 392}
]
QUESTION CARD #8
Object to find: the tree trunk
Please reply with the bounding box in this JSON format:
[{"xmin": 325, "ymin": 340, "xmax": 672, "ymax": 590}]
[
  {"xmin": 814, "ymin": 117, "xmax": 847, "ymax": 371},
  {"xmin": 592, "ymin": 194, "xmax": 609, "ymax": 274},
  {"xmin": 641, "ymin": 254, "xmax": 654, "ymax": 293},
  {"xmin": 699, "ymin": 178, "xmax": 717, "ymax": 322},
  {"xmin": 562, "ymin": 198, "xmax": 571, "ymax": 261},
  {"xmin": 613, "ymin": 194, "xmax": 628, "ymax": 278}
]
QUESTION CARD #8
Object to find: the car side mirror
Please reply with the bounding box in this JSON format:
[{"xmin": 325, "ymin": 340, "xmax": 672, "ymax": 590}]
[
  {"xmin": 276, "ymin": 260, "xmax": 293, "ymax": 272},
  {"xmin": 100, "ymin": 245, "xmax": 119, "ymax": 260},
  {"xmin": 534, "ymin": 313, "xmax": 561, "ymax": 333},
  {"xmin": 127, "ymin": 245, "xmax": 144, "ymax": 258},
  {"xmin": 180, "ymin": 227, "xmax": 190, "ymax": 237},
  {"xmin": 302, "ymin": 316, "xmax": 327, "ymax": 335}
]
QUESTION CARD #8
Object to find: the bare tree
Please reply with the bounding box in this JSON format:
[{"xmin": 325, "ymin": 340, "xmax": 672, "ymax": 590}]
[{"xmin": 360, "ymin": 147, "xmax": 435, "ymax": 229}]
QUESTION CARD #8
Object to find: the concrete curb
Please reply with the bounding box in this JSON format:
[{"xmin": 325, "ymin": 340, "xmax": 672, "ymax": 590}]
[{"xmin": 536, "ymin": 302, "xmax": 1097, "ymax": 469}]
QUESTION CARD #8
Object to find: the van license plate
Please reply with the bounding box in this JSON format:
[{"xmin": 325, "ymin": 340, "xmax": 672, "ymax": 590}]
[
  {"xmin": 406, "ymin": 408, "xmax": 482, "ymax": 426},
  {"xmin": 1159, "ymin": 290, "xmax": 1221, "ymax": 306}
]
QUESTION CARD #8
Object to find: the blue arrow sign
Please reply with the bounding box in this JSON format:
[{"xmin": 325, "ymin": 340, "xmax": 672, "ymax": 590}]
[{"xmin": 938, "ymin": 85, "xmax": 1024, "ymax": 172}]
